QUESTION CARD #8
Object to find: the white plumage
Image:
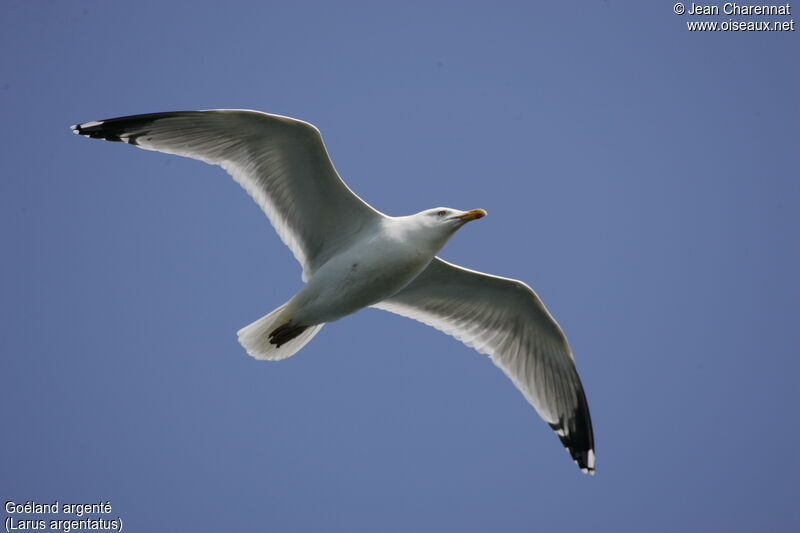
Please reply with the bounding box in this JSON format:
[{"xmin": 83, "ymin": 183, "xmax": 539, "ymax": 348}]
[{"xmin": 71, "ymin": 109, "xmax": 595, "ymax": 474}]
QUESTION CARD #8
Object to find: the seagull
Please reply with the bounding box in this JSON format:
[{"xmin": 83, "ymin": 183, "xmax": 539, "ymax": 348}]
[{"xmin": 71, "ymin": 110, "xmax": 595, "ymax": 474}]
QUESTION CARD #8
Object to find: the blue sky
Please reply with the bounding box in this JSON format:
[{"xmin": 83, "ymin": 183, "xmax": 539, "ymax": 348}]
[{"xmin": 1, "ymin": 1, "xmax": 798, "ymax": 531}]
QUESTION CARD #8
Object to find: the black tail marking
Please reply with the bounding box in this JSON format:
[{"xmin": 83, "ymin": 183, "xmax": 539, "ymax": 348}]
[{"xmin": 268, "ymin": 322, "xmax": 309, "ymax": 348}]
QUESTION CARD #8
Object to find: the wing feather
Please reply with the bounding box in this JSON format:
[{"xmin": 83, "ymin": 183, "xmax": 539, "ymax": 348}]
[
  {"xmin": 71, "ymin": 109, "xmax": 382, "ymax": 280},
  {"xmin": 373, "ymin": 257, "xmax": 595, "ymax": 474}
]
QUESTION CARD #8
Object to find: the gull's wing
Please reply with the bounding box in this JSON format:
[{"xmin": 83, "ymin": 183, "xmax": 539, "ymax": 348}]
[
  {"xmin": 372, "ymin": 258, "xmax": 595, "ymax": 474},
  {"xmin": 71, "ymin": 110, "xmax": 382, "ymax": 280}
]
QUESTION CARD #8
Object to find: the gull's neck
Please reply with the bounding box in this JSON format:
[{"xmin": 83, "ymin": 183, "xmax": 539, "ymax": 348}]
[{"xmin": 382, "ymin": 215, "xmax": 456, "ymax": 256}]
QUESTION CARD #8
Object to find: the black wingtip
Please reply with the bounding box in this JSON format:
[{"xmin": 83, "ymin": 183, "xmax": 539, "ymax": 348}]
[
  {"xmin": 548, "ymin": 382, "xmax": 596, "ymax": 475},
  {"xmin": 71, "ymin": 119, "xmax": 130, "ymax": 143},
  {"xmin": 578, "ymin": 449, "xmax": 596, "ymax": 476},
  {"xmin": 550, "ymin": 421, "xmax": 596, "ymax": 474},
  {"xmin": 70, "ymin": 112, "xmax": 183, "ymax": 145}
]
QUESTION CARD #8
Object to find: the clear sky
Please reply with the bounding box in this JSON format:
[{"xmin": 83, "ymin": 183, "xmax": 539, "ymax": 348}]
[{"xmin": 2, "ymin": 1, "xmax": 798, "ymax": 531}]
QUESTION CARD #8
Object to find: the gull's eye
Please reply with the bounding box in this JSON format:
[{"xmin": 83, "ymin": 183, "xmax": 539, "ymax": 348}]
[{"xmin": 437, "ymin": 210, "xmax": 447, "ymax": 217}]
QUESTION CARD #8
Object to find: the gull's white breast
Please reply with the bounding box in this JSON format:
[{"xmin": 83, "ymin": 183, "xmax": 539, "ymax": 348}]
[{"xmin": 288, "ymin": 218, "xmax": 437, "ymax": 325}]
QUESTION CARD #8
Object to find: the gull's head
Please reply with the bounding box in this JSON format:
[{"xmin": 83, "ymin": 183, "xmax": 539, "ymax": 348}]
[
  {"xmin": 416, "ymin": 207, "xmax": 487, "ymax": 230},
  {"xmin": 404, "ymin": 207, "xmax": 487, "ymax": 250}
]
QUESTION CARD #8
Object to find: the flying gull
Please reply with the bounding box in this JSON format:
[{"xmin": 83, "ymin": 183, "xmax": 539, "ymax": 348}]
[{"xmin": 71, "ymin": 110, "xmax": 595, "ymax": 474}]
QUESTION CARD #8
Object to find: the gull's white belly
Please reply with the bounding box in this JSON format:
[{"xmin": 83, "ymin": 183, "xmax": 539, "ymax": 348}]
[{"xmin": 288, "ymin": 238, "xmax": 433, "ymax": 325}]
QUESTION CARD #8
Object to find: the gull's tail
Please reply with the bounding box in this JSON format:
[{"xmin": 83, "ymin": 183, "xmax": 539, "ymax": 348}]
[{"xmin": 237, "ymin": 303, "xmax": 324, "ymax": 361}]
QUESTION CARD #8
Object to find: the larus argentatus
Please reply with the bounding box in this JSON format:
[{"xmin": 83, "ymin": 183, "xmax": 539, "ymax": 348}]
[{"xmin": 71, "ymin": 110, "xmax": 595, "ymax": 474}]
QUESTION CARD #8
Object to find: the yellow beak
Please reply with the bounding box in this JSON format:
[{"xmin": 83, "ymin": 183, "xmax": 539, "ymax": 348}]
[{"xmin": 457, "ymin": 208, "xmax": 487, "ymax": 221}]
